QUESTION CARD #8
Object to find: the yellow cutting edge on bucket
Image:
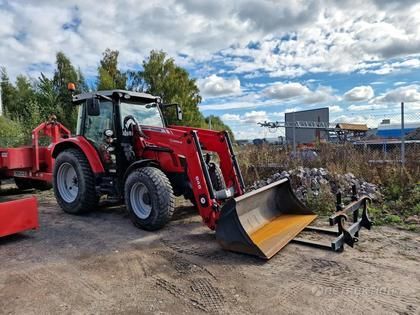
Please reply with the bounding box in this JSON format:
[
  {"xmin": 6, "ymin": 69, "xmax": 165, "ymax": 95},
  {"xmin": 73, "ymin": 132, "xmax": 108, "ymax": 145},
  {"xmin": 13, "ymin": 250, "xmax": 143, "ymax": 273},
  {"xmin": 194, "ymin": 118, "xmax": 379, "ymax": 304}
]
[{"xmin": 216, "ymin": 178, "xmax": 317, "ymax": 259}]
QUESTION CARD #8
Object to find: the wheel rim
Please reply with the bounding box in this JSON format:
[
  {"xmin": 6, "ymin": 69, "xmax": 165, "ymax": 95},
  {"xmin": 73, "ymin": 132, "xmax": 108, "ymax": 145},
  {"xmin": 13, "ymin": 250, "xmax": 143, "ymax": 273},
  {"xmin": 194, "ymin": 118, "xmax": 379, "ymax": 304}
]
[
  {"xmin": 57, "ymin": 162, "xmax": 79, "ymax": 203},
  {"xmin": 130, "ymin": 182, "xmax": 152, "ymax": 219}
]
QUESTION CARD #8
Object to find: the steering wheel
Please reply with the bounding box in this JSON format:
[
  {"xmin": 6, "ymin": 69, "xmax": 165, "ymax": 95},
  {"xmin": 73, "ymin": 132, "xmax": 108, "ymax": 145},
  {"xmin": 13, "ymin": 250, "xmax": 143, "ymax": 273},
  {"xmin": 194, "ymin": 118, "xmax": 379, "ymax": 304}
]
[{"xmin": 123, "ymin": 115, "xmax": 139, "ymax": 131}]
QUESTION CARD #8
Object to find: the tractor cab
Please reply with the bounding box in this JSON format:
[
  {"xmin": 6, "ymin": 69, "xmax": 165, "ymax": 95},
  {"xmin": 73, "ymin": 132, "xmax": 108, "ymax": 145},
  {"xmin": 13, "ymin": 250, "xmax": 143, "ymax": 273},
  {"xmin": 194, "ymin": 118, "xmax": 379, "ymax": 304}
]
[
  {"xmin": 71, "ymin": 90, "xmax": 182, "ymax": 166},
  {"xmin": 73, "ymin": 90, "xmax": 163, "ymax": 144}
]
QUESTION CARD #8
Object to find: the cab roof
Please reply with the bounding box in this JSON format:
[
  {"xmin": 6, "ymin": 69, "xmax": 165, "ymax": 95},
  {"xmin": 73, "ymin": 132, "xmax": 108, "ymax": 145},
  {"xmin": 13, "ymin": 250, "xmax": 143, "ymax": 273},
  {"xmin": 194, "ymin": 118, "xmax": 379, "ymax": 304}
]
[{"xmin": 72, "ymin": 90, "xmax": 159, "ymax": 104}]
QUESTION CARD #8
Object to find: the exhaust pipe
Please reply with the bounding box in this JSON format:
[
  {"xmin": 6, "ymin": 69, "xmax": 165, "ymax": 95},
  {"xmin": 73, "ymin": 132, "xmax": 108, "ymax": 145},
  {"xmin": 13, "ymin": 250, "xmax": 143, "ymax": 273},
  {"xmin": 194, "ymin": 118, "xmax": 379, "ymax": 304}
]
[{"xmin": 216, "ymin": 178, "xmax": 317, "ymax": 259}]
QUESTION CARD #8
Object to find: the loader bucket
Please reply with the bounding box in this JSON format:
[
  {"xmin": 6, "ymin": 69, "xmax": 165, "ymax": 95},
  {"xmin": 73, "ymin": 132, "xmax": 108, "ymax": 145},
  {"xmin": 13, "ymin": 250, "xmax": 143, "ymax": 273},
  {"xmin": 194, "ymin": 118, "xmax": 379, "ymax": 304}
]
[
  {"xmin": 0, "ymin": 196, "xmax": 39, "ymax": 238},
  {"xmin": 216, "ymin": 178, "xmax": 317, "ymax": 259}
]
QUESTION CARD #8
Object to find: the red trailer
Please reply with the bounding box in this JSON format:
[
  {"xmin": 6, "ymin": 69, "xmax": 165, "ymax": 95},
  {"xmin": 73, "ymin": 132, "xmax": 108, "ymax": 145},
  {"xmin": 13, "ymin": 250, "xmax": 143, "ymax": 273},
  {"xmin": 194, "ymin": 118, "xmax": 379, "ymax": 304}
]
[
  {"xmin": 0, "ymin": 119, "xmax": 70, "ymax": 238},
  {"xmin": 0, "ymin": 118, "xmax": 71, "ymax": 187}
]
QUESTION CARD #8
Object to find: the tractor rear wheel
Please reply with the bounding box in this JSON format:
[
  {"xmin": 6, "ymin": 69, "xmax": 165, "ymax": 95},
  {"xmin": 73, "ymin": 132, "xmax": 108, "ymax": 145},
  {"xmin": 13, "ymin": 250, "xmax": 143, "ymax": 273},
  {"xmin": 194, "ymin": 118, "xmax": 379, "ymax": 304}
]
[
  {"xmin": 53, "ymin": 149, "xmax": 99, "ymax": 214},
  {"xmin": 125, "ymin": 167, "xmax": 175, "ymax": 231}
]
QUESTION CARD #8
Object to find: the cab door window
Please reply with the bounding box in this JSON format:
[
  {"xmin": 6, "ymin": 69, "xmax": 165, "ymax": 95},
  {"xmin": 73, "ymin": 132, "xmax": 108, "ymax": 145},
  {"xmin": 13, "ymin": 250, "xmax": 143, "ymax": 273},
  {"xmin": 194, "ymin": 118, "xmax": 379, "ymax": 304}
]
[{"xmin": 84, "ymin": 101, "xmax": 113, "ymax": 147}]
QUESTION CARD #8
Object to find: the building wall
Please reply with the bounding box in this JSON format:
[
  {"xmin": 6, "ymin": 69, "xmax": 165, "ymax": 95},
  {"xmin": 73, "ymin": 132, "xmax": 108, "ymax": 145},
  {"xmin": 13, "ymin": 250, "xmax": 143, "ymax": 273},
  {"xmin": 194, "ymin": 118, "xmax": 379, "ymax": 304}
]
[
  {"xmin": 377, "ymin": 122, "xmax": 420, "ymax": 138},
  {"xmin": 285, "ymin": 108, "xmax": 329, "ymax": 144}
]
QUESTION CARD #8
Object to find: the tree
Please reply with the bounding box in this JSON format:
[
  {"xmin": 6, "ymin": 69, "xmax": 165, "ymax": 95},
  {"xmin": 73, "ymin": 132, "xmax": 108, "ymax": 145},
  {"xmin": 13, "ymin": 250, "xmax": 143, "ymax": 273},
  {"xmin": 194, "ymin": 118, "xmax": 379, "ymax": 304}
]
[
  {"xmin": 1, "ymin": 68, "xmax": 42, "ymax": 135},
  {"xmin": 130, "ymin": 50, "xmax": 234, "ymax": 137},
  {"xmin": 130, "ymin": 50, "xmax": 203, "ymax": 127},
  {"xmin": 36, "ymin": 73, "xmax": 60, "ymax": 119},
  {"xmin": 53, "ymin": 52, "xmax": 86, "ymax": 130},
  {"xmin": 0, "ymin": 116, "xmax": 24, "ymax": 147},
  {"xmin": 97, "ymin": 49, "xmax": 127, "ymax": 90},
  {"xmin": 204, "ymin": 115, "xmax": 235, "ymax": 140},
  {"xmin": 0, "ymin": 67, "xmax": 17, "ymax": 118},
  {"xmin": 14, "ymin": 76, "xmax": 42, "ymax": 132}
]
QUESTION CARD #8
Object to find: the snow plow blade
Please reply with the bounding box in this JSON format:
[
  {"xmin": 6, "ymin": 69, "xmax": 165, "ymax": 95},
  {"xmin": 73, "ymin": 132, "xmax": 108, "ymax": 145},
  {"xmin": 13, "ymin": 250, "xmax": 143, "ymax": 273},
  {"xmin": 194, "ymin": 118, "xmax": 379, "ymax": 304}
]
[
  {"xmin": 0, "ymin": 196, "xmax": 39, "ymax": 238},
  {"xmin": 216, "ymin": 178, "xmax": 317, "ymax": 259}
]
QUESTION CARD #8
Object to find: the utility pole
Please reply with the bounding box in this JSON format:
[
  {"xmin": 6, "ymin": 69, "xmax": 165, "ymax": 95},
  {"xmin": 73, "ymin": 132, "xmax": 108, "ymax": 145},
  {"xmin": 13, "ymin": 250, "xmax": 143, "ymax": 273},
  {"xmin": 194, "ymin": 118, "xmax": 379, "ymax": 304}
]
[
  {"xmin": 292, "ymin": 111, "xmax": 296, "ymax": 156},
  {"xmin": 401, "ymin": 102, "xmax": 405, "ymax": 166}
]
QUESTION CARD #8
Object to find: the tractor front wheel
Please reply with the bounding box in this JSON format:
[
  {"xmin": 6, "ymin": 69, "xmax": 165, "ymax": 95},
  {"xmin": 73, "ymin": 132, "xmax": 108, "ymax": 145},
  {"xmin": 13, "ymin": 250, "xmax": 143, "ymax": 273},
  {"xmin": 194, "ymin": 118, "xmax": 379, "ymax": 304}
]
[
  {"xmin": 53, "ymin": 149, "xmax": 99, "ymax": 214},
  {"xmin": 188, "ymin": 162, "xmax": 226, "ymax": 206},
  {"xmin": 125, "ymin": 167, "xmax": 175, "ymax": 231}
]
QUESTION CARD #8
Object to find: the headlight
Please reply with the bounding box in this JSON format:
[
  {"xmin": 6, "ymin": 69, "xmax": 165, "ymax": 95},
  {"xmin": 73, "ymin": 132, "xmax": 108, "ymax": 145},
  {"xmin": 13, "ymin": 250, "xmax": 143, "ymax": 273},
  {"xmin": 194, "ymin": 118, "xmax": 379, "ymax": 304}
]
[{"xmin": 104, "ymin": 129, "xmax": 114, "ymax": 137}]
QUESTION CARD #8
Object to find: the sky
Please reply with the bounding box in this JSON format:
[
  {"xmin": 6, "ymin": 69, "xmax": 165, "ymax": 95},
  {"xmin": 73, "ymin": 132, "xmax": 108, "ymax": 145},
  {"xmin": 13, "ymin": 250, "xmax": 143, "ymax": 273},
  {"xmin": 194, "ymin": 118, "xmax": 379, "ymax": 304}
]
[{"xmin": 1, "ymin": 0, "xmax": 420, "ymax": 139}]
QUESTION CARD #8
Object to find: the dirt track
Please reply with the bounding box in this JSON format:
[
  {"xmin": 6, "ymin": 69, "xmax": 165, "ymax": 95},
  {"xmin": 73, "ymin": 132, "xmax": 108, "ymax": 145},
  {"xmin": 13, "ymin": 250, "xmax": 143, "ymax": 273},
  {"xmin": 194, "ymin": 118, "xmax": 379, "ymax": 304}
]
[{"xmin": 1, "ymin": 189, "xmax": 419, "ymax": 314}]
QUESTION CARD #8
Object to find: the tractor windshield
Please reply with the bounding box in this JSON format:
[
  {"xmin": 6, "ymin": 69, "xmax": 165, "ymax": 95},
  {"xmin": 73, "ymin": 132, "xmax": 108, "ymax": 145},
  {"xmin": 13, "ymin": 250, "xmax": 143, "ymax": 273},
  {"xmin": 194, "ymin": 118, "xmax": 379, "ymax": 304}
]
[{"xmin": 120, "ymin": 101, "xmax": 164, "ymax": 127}]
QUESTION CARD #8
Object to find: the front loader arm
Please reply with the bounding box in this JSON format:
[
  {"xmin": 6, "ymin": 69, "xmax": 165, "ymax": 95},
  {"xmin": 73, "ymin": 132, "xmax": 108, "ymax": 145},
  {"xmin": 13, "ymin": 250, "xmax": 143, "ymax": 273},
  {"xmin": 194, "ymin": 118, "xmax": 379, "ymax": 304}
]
[
  {"xmin": 169, "ymin": 126, "xmax": 245, "ymax": 195},
  {"xmin": 140, "ymin": 126, "xmax": 245, "ymax": 230}
]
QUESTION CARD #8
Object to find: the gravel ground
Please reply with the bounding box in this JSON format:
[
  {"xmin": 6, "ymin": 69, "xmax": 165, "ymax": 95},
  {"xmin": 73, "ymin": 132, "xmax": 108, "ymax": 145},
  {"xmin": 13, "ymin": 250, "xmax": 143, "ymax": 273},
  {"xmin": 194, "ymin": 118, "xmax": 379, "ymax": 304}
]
[{"xmin": 0, "ymin": 188, "xmax": 419, "ymax": 314}]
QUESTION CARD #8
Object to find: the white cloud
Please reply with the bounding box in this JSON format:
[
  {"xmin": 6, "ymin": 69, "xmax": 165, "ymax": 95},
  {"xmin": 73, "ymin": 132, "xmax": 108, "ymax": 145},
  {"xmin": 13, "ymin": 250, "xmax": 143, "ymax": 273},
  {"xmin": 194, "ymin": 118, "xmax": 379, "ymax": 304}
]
[
  {"xmin": 262, "ymin": 82, "xmax": 334, "ymax": 104},
  {"xmin": 263, "ymin": 82, "xmax": 310, "ymax": 99},
  {"xmin": 329, "ymin": 105, "xmax": 343, "ymax": 113},
  {"xmin": 242, "ymin": 110, "xmax": 268, "ymax": 123},
  {"xmin": 200, "ymin": 100, "xmax": 269, "ymax": 111},
  {"xmin": 198, "ymin": 74, "xmax": 241, "ymax": 98},
  {"xmin": 221, "ymin": 113, "xmax": 240, "ymax": 121},
  {"xmin": 1, "ymin": 0, "xmax": 420, "ymax": 80},
  {"xmin": 360, "ymin": 58, "xmax": 420, "ymax": 75},
  {"xmin": 347, "ymin": 104, "xmax": 388, "ymax": 111},
  {"xmin": 405, "ymin": 102, "xmax": 420, "ymax": 111},
  {"xmin": 373, "ymin": 84, "xmax": 420, "ymax": 103},
  {"xmin": 303, "ymin": 86, "xmax": 335, "ymax": 104},
  {"xmin": 344, "ymin": 86, "xmax": 374, "ymax": 101},
  {"xmin": 221, "ymin": 110, "xmax": 268, "ymax": 124}
]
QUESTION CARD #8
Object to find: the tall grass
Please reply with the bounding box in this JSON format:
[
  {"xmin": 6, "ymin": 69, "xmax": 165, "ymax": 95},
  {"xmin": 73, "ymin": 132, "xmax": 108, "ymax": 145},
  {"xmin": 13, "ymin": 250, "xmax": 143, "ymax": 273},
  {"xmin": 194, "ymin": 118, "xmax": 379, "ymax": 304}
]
[
  {"xmin": 237, "ymin": 142, "xmax": 419, "ymax": 186},
  {"xmin": 236, "ymin": 143, "xmax": 419, "ymax": 227}
]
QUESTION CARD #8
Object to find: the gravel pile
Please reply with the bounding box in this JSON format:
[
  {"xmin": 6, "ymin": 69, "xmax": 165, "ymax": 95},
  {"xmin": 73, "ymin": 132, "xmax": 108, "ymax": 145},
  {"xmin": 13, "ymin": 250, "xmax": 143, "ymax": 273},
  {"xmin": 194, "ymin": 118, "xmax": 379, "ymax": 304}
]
[{"xmin": 249, "ymin": 167, "xmax": 382, "ymax": 202}]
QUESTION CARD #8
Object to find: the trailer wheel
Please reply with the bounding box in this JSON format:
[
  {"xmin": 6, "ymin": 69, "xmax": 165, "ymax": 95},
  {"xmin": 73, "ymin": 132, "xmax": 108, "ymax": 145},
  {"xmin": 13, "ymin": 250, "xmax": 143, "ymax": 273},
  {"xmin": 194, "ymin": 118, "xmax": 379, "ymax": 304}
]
[
  {"xmin": 14, "ymin": 178, "xmax": 34, "ymax": 191},
  {"xmin": 53, "ymin": 149, "xmax": 99, "ymax": 214},
  {"xmin": 125, "ymin": 167, "xmax": 175, "ymax": 231}
]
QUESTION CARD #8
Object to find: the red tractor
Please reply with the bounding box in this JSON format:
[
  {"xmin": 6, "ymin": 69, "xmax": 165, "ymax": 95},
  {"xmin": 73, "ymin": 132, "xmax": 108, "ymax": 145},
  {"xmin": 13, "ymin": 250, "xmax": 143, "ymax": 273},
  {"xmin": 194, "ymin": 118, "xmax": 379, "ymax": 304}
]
[{"xmin": 0, "ymin": 88, "xmax": 319, "ymax": 258}]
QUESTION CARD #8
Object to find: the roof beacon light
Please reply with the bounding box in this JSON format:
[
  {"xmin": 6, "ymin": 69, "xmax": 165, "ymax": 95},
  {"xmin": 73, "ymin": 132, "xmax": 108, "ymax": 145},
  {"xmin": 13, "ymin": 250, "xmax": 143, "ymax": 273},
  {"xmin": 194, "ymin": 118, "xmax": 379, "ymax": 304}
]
[{"xmin": 67, "ymin": 82, "xmax": 76, "ymax": 92}]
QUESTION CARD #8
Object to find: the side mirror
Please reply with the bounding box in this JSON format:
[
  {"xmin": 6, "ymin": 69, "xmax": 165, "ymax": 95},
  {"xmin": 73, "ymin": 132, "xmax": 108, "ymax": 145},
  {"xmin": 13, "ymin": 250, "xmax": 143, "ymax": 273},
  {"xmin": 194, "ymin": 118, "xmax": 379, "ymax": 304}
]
[
  {"xmin": 176, "ymin": 105, "xmax": 183, "ymax": 121},
  {"xmin": 161, "ymin": 102, "xmax": 183, "ymax": 121},
  {"xmin": 87, "ymin": 98, "xmax": 100, "ymax": 116}
]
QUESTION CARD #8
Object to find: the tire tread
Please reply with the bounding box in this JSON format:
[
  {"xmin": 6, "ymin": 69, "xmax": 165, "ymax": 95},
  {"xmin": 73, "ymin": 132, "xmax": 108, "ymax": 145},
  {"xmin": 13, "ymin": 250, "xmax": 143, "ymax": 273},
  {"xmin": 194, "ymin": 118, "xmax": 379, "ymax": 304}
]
[
  {"xmin": 53, "ymin": 148, "xmax": 98, "ymax": 214},
  {"xmin": 125, "ymin": 167, "xmax": 175, "ymax": 230}
]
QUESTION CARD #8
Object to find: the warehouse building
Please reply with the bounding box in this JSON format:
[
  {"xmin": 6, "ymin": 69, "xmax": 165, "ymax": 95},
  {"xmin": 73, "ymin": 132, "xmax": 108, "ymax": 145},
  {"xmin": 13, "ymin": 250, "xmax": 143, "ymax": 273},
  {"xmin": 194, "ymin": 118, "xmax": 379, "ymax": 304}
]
[{"xmin": 285, "ymin": 108, "xmax": 329, "ymax": 144}]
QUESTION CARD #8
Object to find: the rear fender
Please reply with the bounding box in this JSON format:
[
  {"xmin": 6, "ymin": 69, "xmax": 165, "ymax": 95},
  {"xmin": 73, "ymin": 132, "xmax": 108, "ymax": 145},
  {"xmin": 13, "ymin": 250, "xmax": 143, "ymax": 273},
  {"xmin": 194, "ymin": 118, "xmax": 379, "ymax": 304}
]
[{"xmin": 51, "ymin": 137, "xmax": 105, "ymax": 174}]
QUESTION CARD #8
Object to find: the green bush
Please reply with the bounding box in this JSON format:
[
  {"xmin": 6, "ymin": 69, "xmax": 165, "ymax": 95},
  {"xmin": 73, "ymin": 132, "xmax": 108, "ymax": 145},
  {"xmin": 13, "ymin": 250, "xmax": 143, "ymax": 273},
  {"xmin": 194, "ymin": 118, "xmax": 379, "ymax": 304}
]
[
  {"xmin": 0, "ymin": 116, "xmax": 25, "ymax": 147},
  {"xmin": 383, "ymin": 214, "xmax": 403, "ymax": 224},
  {"xmin": 303, "ymin": 184, "xmax": 336, "ymax": 216}
]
